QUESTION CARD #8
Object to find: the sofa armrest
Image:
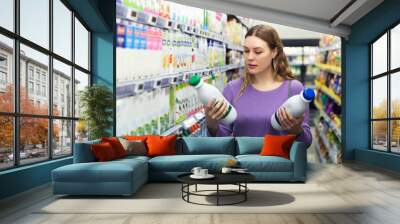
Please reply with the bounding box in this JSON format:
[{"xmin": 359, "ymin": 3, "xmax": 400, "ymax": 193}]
[
  {"xmin": 289, "ymin": 141, "xmax": 308, "ymax": 181},
  {"xmin": 73, "ymin": 142, "xmax": 97, "ymax": 163}
]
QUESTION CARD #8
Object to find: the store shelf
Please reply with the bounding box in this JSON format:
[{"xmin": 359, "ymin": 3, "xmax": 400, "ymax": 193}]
[
  {"xmin": 314, "ymin": 128, "xmax": 327, "ymax": 163},
  {"xmin": 285, "ymin": 53, "xmax": 303, "ymax": 56},
  {"xmin": 289, "ymin": 62, "xmax": 316, "ymax": 66},
  {"xmin": 288, "ymin": 62, "xmax": 303, "ymax": 66},
  {"xmin": 162, "ymin": 124, "xmax": 182, "ymax": 136},
  {"xmin": 314, "ymin": 100, "xmax": 341, "ymax": 142},
  {"xmin": 316, "ymin": 63, "xmax": 341, "ymax": 75},
  {"xmin": 315, "ymin": 123, "xmax": 339, "ymax": 164},
  {"xmin": 315, "ymin": 119, "xmax": 341, "ymax": 163},
  {"xmin": 319, "ymin": 42, "xmax": 341, "ymax": 52},
  {"xmin": 314, "ymin": 80, "xmax": 341, "ymax": 105},
  {"xmin": 117, "ymin": 3, "xmax": 225, "ymax": 43},
  {"xmin": 226, "ymin": 42, "xmax": 244, "ymax": 52},
  {"xmin": 116, "ymin": 64, "xmax": 243, "ymax": 99},
  {"xmin": 162, "ymin": 111, "xmax": 206, "ymax": 136}
]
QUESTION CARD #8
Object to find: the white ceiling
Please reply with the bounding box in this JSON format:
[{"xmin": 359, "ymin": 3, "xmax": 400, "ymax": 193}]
[
  {"xmin": 226, "ymin": 0, "xmax": 352, "ymax": 22},
  {"xmin": 255, "ymin": 22, "xmax": 324, "ymax": 40},
  {"xmin": 169, "ymin": 0, "xmax": 384, "ymax": 38}
]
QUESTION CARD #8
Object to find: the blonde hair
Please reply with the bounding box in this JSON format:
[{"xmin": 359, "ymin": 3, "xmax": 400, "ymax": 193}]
[{"xmin": 235, "ymin": 25, "xmax": 295, "ymax": 102}]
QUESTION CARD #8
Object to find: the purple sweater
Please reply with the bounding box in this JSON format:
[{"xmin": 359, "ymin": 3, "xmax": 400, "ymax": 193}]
[{"xmin": 216, "ymin": 78, "xmax": 312, "ymax": 146}]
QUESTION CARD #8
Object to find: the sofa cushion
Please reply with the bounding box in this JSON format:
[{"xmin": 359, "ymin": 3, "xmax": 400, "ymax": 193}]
[
  {"xmin": 91, "ymin": 142, "xmax": 118, "ymax": 161},
  {"xmin": 101, "ymin": 137, "xmax": 127, "ymax": 158},
  {"xmin": 52, "ymin": 159, "xmax": 147, "ymax": 183},
  {"xmin": 180, "ymin": 137, "xmax": 235, "ymax": 155},
  {"xmin": 115, "ymin": 155, "xmax": 150, "ymax": 163},
  {"xmin": 235, "ymin": 137, "xmax": 264, "ymax": 155},
  {"xmin": 119, "ymin": 138, "xmax": 148, "ymax": 156},
  {"xmin": 147, "ymin": 135, "xmax": 177, "ymax": 157},
  {"xmin": 148, "ymin": 154, "xmax": 235, "ymax": 172},
  {"xmin": 236, "ymin": 155, "xmax": 293, "ymax": 172},
  {"xmin": 260, "ymin": 135, "xmax": 296, "ymax": 159}
]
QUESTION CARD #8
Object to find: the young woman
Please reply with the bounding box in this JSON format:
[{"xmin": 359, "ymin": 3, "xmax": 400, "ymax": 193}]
[{"xmin": 205, "ymin": 24, "xmax": 312, "ymax": 146}]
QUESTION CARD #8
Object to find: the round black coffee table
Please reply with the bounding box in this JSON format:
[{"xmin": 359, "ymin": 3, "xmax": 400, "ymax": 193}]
[{"xmin": 177, "ymin": 173, "xmax": 255, "ymax": 206}]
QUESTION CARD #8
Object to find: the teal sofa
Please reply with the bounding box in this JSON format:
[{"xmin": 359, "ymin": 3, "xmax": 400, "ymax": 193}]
[{"xmin": 52, "ymin": 137, "xmax": 308, "ymax": 196}]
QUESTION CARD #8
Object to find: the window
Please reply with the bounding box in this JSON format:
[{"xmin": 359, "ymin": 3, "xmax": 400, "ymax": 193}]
[
  {"xmin": 0, "ymin": 0, "xmax": 91, "ymax": 170},
  {"xmin": 74, "ymin": 69, "xmax": 89, "ymax": 119},
  {"xmin": 53, "ymin": 120, "xmax": 72, "ymax": 158},
  {"xmin": 0, "ymin": 54, "xmax": 7, "ymax": 67},
  {"xmin": 75, "ymin": 18, "xmax": 89, "ymax": 70},
  {"xmin": 20, "ymin": 117, "xmax": 48, "ymax": 165},
  {"xmin": 42, "ymin": 85, "xmax": 46, "ymax": 97},
  {"xmin": 371, "ymin": 23, "xmax": 400, "ymax": 154},
  {"xmin": 20, "ymin": 0, "xmax": 49, "ymax": 49},
  {"xmin": 35, "ymin": 70, "xmax": 41, "ymax": 81},
  {"xmin": 36, "ymin": 83, "xmax": 40, "ymax": 95},
  {"xmin": 74, "ymin": 69, "xmax": 89, "ymax": 143},
  {"xmin": 53, "ymin": 59, "xmax": 72, "ymax": 117},
  {"xmin": 0, "ymin": 71, "xmax": 6, "ymax": 85},
  {"xmin": 28, "ymin": 81, "xmax": 34, "ymax": 94},
  {"xmin": 0, "ymin": 0, "xmax": 14, "ymax": 32},
  {"xmin": 29, "ymin": 67, "xmax": 34, "ymax": 80},
  {"xmin": 0, "ymin": 116, "xmax": 13, "ymax": 170},
  {"xmin": 53, "ymin": 0, "xmax": 72, "ymax": 60},
  {"xmin": 0, "ymin": 35, "xmax": 13, "ymax": 114}
]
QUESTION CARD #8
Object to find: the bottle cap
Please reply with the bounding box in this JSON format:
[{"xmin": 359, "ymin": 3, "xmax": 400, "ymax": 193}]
[
  {"xmin": 302, "ymin": 88, "xmax": 315, "ymax": 101},
  {"xmin": 188, "ymin": 75, "xmax": 201, "ymax": 86}
]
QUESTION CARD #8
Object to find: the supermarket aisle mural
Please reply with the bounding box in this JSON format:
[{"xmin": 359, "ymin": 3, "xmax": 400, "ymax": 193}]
[
  {"xmin": 314, "ymin": 36, "xmax": 342, "ymax": 164},
  {"xmin": 115, "ymin": 0, "xmax": 343, "ymax": 164},
  {"xmin": 115, "ymin": 0, "xmax": 245, "ymax": 137}
]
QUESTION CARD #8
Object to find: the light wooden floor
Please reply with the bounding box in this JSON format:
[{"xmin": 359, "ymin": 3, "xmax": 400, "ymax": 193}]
[{"xmin": 1, "ymin": 149, "xmax": 400, "ymax": 224}]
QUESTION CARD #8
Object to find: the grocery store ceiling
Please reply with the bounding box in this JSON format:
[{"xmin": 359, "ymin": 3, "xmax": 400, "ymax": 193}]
[{"xmin": 170, "ymin": 0, "xmax": 384, "ymax": 38}]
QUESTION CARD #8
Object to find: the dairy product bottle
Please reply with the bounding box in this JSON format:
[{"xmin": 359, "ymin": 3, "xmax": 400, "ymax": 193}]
[
  {"xmin": 271, "ymin": 88, "xmax": 315, "ymax": 130},
  {"xmin": 188, "ymin": 75, "xmax": 237, "ymax": 124}
]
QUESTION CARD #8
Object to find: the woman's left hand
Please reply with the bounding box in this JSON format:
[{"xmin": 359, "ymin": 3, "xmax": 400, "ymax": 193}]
[{"xmin": 277, "ymin": 107, "xmax": 304, "ymax": 135}]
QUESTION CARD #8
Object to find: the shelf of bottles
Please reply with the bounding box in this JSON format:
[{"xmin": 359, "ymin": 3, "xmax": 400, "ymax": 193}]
[
  {"xmin": 284, "ymin": 46, "xmax": 319, "ymax": 88},
  {"xmin": 314, "ymin": 35, "xmax": 342, "ymax": 164},
  {"xmin": 116, "ymin": 0, "xmax": 247, "ymax": 137}
]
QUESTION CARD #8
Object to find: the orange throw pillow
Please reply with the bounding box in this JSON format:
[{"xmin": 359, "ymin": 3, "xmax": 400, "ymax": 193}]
[
  {"xmin": 91, "ymin": 142, "xmax": 117, "ymax": 161},
  {"xmin": 101, "ymin": 137, "xmax": 126, "ymax": 158},
  {"xmin": 146, "ymin": 135, "xmax": 177, "ymax": 157},
  {"xmin": 259, "ymin": 134, "xmax": 296, "ymax": 159}
]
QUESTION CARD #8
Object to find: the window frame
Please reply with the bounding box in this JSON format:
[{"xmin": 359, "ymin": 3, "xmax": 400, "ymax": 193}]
[
  {"xmin": 0, "ymin": 0, "xmax": 92, "ymax": 171},
  {"xmin": 370, "ymin": 20, "xmax": 400, "ymax": 154}
]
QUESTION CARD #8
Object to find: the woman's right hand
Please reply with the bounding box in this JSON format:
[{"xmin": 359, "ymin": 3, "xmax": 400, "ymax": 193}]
[
  {"xmin": 205, "ymin": 98, "xmax": 228, "ymax": 121},
  {"xmin": 204, "ymin": 99, "xmax": 228, "ymax": 136}
]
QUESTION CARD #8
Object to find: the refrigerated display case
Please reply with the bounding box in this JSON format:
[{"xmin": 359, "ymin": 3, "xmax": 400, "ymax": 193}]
[{"xmin": 116, "ymin": 0, "xmax": 246, "ymax": 137}]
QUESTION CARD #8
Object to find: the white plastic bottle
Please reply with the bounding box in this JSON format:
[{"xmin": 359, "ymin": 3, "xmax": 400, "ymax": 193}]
[
  {"xmin": 271, "ymin": 88, "xmax": 315, "ymax": 131},
  {"xmin": 189, "ymin": 75, "xmax": 237, "ymax": 124}
]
